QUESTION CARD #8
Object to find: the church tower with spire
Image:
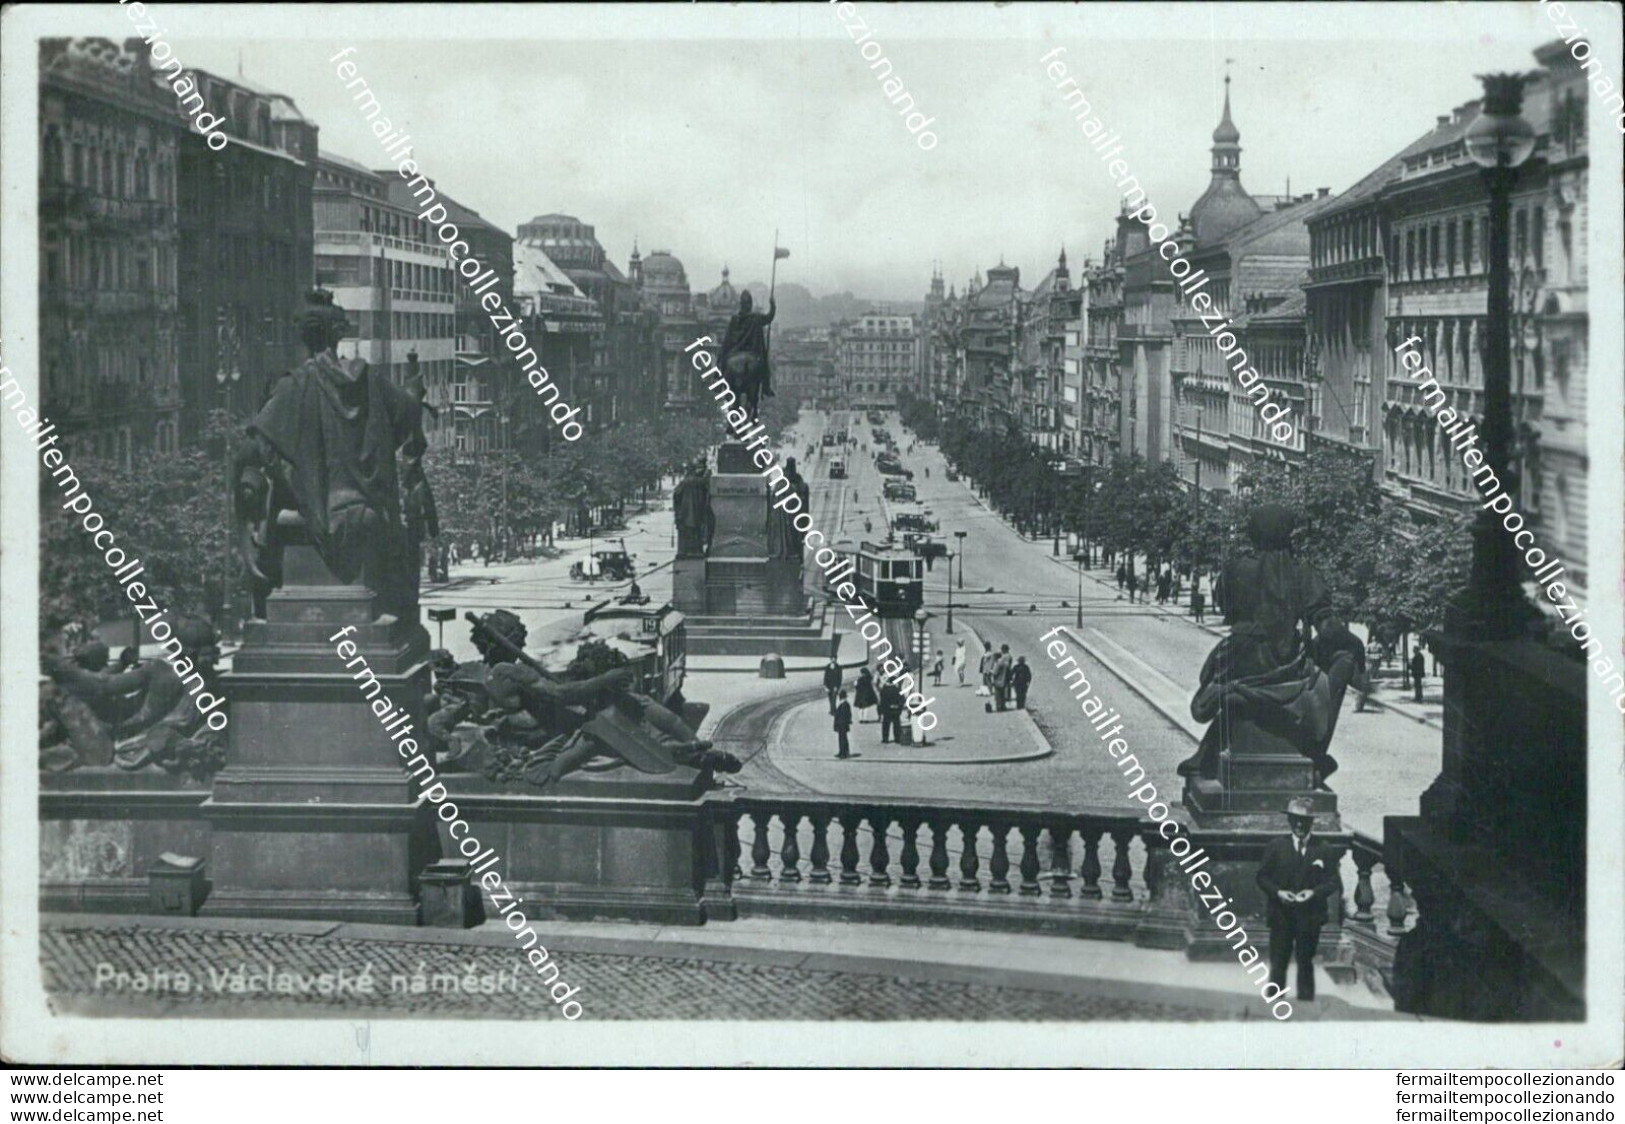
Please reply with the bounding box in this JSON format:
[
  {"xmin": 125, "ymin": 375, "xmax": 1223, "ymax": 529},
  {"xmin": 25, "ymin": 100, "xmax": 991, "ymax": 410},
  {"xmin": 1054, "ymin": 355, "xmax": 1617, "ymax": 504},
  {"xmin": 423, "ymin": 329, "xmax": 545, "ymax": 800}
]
[{"xmin": 1188, "ymin": 71, "xmax": 1263, "ymax": 244}]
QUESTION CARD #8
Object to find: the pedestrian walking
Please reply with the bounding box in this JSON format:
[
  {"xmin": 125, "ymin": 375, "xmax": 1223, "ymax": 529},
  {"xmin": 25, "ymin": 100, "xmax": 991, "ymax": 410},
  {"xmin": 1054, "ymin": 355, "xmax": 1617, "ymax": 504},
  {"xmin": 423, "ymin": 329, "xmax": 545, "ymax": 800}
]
[
  {"xmin": 1256, "ymin": 798, "xmax": 1339, "ymax": 1002},
  {"xmin": 1115, "ymin": 562, "xmax": 1127, "ymax": 590},
  {"xmin": 1156, "ymin": 569, "xmax": 1171, "ymax": 605},
  {"xmin": 878, "ymin": 678, "xmax": 905, "ymax": 744},
  {"xmin": 992, "ymin": 644, "xmax": 1013, "ymax": 712},
  {"xmin": 822, "ymin": 659, "xmax": 843, "ymax": 716},
  {"xmin": 952, "ymin": 639, "xmax": 968, "ymax": 686},
  {"xmin": 853, "ymin": 667, "xmax": 879, "ymax": 722},
  {"xmin": 833, "ymin": 689, "xmax": 853, "ymax": 759},
  {"xmin": 1011, "ymin": 655, "xmax": 1032, "ymax": 709},
  {"xmin": 931, "ymin": 649, "xmax": 945, "ymax": 686},
  {"xmin": 1410, "ymin": 647, "xmax": 1426, "ymax": 703},
  {"xmin": 1126, "ymin": 568, "xmax": 1139, "ymax": 603},
  {"xmin": 977, "ymin": 648, "xmax": 994, "ymax": 697},
  {"xmin": 1192, "ymin": 587, "xmax": 1206, "ymax": 624}
]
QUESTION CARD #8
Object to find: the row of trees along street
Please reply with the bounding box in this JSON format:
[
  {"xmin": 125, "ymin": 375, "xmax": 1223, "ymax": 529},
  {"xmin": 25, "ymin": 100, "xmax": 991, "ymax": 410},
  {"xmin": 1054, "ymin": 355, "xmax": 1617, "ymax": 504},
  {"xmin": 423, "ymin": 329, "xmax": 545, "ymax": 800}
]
[
  {"xmin": 42, "ymin": 398, "xmax": 799, "ymax": 637},
  {"xmin": 898, "ymin": 390, "xmax": 1473, "ymax": 656}
]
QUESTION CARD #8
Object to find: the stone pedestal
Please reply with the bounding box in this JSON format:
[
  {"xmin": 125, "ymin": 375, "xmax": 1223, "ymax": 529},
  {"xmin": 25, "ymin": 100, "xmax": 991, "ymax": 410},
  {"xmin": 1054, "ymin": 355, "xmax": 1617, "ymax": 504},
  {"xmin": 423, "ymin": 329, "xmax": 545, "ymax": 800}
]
[
  {"xmin": 1171, "ymin": 723, "xmax": 1353, "ymax": 975},
  {"xmin": 672, "ymin": 442, "xmax": 811, "ymax": 637},
  {"xmin": 445, "ymin": 770, "xmax": 736, "ymax": 925},
  {"xmin": 200, "ymin": 550, "xmax": 435, "ymax": 924}
]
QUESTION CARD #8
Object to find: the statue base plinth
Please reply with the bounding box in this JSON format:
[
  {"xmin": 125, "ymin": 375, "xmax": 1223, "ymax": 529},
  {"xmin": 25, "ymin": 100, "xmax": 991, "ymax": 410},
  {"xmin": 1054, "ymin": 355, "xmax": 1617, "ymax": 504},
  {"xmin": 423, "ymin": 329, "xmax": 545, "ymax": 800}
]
[
  {"xmin": 200, "ymin": 577, "xmax": 436, "ymax": 925},
  {"xmin": 1164, "ymin": 737, "xmax": 1353, "ymax": 979},
  {"xmin": 444, "ymin": 770, "xmax": 736, "ymax": 925}
]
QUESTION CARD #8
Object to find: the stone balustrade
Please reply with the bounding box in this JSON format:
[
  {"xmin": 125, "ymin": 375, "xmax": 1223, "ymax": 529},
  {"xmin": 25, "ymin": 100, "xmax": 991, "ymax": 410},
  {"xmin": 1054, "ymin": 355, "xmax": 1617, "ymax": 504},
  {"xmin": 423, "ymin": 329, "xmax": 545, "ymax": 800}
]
[{"xmin": 715, "ymin": 794, "xmax": 1157, "ymax": 939}]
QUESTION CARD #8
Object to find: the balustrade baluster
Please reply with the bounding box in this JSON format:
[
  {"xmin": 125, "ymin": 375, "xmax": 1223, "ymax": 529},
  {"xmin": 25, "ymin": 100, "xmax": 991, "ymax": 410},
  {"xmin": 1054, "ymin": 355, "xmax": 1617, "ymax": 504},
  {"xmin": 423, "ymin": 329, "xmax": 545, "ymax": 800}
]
[
  {"xmin": 1387, "ymin": 877, "xmax": 1411, "ymax": 935},
  {"xmin": 958, "ymin": 821, "xmax": 982, "ymax": 892},
  {"xmin": 868, "ymin": 813, "xmax": 892, "ymax": 887},
  {"xmin": 839, "ymin": 813, "xmax": 863, "ymax": 886},
  {"xmin": 899, "ymin": 818, "xmax": 922, "ymax": 889},
  {"xmin": 728, "ymin": 814, "xmax": 744, "ymax": 881},
  {"xmin": 1351, "ymin": 850, "xmax": 1378, "ymax": 925},
  {"xmin": 1079, "ymin": 827, "xmax": 1104, "ymax": 899},
  {"xmin": 1109, "ymin": 827, "xmax": 1135, "ymax": 902},
  {"xmin": 989, "ymin": 823, "xmax": 1012, "ymax": 893},
  {"xmin": 808, "ymin": 814, "xmax": 833, "ymax": 885},
  {"xmin": 1017, "ymin": 825, "xmax": 1042, "ymax": 896},
  {"xmin": 1048, "ymin": 826, "xmax": 1073, "ymax": 898},
  {"xmin": 779, "ymin": 810, "xmax": 803, "ymax": 883},
  {"xmin": 750, "ymin": 811, "xmax": 773, "ymax": 881},
  {"xmin": 927, "ymin": 821, "xmax": 952, "ymax": 890}
]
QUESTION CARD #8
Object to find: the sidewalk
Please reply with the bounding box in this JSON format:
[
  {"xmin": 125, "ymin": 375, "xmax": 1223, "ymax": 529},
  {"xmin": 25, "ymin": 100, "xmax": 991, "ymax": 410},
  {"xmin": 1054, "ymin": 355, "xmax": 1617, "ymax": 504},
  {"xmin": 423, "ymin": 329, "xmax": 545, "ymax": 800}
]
[{"xmin": 768, "ymin": 621, "xmax": 1053, "ymax": 773}]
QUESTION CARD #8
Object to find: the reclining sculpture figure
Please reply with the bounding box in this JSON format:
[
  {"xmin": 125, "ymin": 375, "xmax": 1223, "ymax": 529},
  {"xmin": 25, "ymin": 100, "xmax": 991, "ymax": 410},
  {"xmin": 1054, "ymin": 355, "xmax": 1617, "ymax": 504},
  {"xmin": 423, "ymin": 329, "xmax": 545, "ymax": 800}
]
[{"xmin": 427, "ymin": 610, "xmax": 740, "ymax": 788}]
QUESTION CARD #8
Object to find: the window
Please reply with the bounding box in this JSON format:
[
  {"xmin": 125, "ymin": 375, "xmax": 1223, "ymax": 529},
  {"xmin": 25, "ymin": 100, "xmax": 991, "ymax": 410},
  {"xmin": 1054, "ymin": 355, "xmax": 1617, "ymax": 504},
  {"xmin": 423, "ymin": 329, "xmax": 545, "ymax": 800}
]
[
  {"xmin": 1446, "ymin": 221, "xmax": 1456, "ymax": 275},
  {"xmin": 1515, "ymin": 210, "xmax": 1528, "ymax": 263},
  {"xmin": 1461, "ymin": 218, "xmax": 1474, "ymax": 274}
]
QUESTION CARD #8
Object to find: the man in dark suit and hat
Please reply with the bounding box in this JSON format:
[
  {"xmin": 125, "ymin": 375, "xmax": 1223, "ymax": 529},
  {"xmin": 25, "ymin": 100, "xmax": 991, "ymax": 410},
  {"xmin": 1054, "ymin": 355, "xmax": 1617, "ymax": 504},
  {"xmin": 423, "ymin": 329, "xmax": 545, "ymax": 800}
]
[{"xmin": 1255, "ymin": 797, "xmax": 1340, "ymax": 1002}]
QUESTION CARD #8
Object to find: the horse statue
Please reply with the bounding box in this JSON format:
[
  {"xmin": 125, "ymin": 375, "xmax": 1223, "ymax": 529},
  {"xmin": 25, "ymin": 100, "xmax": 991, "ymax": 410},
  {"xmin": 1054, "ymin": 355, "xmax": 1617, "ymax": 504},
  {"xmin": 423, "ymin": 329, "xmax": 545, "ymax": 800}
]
[{"xmin": 718, "ymin": 290, "xmax": 775, "ymax": 422}]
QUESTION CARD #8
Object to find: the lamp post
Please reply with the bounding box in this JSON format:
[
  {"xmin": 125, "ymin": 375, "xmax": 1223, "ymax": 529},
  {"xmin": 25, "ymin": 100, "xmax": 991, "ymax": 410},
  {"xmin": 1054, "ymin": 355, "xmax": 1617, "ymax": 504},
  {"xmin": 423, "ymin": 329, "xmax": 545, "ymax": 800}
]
[
  {"xmin": 945, "ymin": 551, "xmax": 955, "ymax": 634},
  {"xmin": 1458, "ymin": 71, "xmax": 1539, "ymax": 639},
  {"xmin": 954, "ymin": 530, "xmax": 967, "ymax": 590},
  {"xmin": 913, "ymin": 607, "xmax": 932, "ymax": 746},
  {"xmin": 215, "ymin": 307, "xmax": 241, "ymax": 635},
  {"xmin": 1076, "ymin": 550, "xmax": 1084, "ymax": 629}
]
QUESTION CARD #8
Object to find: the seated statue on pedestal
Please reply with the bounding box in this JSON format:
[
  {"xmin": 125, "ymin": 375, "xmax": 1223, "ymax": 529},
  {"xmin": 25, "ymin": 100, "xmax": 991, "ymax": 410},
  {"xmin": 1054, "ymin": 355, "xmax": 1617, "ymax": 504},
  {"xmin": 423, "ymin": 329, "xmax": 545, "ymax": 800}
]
[
  {"xmin": 233, "ymin": 289, "xmax": 432, "ymax": 622},
  {"xmin": 427, "ymin": 610, "xmax": 741, "ymax": 788},
  {"xmin": 1179, "ymin": 505, "xmax": 1363, "ymax": 789}
]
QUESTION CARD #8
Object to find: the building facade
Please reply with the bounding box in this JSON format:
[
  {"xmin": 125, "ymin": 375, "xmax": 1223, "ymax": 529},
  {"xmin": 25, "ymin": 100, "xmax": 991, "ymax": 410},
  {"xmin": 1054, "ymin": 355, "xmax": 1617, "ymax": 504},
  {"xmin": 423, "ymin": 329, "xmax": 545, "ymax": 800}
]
[
  {"xmin": 38, "ymin": 38, "xmax": 185, "ymax": 463},
  {"xmin": 312, "ymin": 154, "xmax": 457, "ymax": 397},
  {"xmin": 835, "ymin": 313, "xmax": 920, "ymax": 411},
  {"xmin": 1377, "ymin": 44, "xmax": 1590, "ymax": 592},
  {"xmin": 176, "ymin": 71, "xmax": 316, "ymax": 443}
]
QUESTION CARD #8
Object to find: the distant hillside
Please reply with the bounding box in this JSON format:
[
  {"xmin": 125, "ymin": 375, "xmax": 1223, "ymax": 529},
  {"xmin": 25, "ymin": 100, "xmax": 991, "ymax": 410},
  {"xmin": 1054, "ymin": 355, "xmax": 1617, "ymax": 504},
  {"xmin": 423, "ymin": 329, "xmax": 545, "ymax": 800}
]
[{"xmin": 743, "ymin": 282, "xmax": 921, "ymax": 329}]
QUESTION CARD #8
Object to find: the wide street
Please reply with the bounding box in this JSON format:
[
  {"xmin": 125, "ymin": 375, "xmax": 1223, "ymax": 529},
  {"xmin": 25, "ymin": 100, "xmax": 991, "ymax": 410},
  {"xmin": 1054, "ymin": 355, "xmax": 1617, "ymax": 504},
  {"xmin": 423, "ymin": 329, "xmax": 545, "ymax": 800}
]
[{"xmin": 421, "ymin": 408, "xmax": 1443, "ymax": 839}]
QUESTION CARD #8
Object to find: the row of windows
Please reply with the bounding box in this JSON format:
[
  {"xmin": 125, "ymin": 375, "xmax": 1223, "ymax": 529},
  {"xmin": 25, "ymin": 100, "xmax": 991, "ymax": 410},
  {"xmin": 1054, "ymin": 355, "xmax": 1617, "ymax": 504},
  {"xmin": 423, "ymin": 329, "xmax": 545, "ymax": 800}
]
[
  {"xmin": 43, "ymin": 131, "xmax": 172, "ymax": 204},
  {"xmin": 1392, "ymin": 204, "xmax": 1545, "ymax": 284},
  {"xmin": 44, "ymin": 235, "xmax": 174, "ymax": 294},
  {"xmin": 339, "ymin": 310, "xmax": 457, "ymax": 342}
]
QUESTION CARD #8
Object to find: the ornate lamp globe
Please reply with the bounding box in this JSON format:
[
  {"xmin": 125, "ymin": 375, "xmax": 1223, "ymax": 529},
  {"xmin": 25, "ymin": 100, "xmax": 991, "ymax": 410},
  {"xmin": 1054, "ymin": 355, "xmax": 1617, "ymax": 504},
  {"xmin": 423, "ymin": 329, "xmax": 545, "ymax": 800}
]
[{"xmin": 1464, "ymin": 73, "xmax": 1537, "ymax": 169}]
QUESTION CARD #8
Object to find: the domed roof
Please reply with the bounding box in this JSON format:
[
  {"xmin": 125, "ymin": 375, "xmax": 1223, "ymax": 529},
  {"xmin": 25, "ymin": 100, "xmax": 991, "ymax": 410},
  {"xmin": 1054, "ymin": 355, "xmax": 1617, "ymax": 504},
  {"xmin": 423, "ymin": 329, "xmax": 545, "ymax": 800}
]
[
  {"xmin": 706, "ymin": 266, "xmax": 738, "ymax": 310},
  {"xmin": 1190, "ymin": 177, "xmax": 1262, "ymax": 244},
  {"xmin": 642, "ymin": 251, "xmax": 688, "ymax": 293}
]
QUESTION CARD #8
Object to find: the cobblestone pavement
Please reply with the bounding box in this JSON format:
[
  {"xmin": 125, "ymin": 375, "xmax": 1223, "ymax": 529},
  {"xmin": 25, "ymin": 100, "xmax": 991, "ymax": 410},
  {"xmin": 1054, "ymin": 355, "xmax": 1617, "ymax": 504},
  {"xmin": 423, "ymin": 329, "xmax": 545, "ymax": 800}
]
[{"xmin": 42, "ymin": 923, "xmax": 1230, "ymax": 1021}]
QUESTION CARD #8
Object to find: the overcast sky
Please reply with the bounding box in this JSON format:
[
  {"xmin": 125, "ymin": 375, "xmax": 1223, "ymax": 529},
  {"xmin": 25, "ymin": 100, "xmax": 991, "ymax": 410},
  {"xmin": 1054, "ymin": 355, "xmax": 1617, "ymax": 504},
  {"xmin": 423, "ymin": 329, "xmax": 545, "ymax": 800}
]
[{"xmin": 78, "ymin": 3, "xmax": 1589, "ymax": 300}]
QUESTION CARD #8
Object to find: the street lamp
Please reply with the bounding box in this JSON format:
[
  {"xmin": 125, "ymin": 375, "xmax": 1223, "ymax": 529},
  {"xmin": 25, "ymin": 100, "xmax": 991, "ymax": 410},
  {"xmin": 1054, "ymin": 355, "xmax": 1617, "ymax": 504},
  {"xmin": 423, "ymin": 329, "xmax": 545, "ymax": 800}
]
[
  {"xmin": 913, "ymin": 606, "xmax": 932, "ymax": 746},
  {"xmin": 954, "ymin": 530, "xmax": 967, "ymax": 590},
  {"xmin": 1458, "ymin": 71, "xmax": 1539, "ymax": 637},
  {"xmin": 945, "ymin": 551, "xmax": 955, "ymax": 634},
  {"xmin": 1076, "ymin": 549, "xmax": 1084, "ymax": 629}
]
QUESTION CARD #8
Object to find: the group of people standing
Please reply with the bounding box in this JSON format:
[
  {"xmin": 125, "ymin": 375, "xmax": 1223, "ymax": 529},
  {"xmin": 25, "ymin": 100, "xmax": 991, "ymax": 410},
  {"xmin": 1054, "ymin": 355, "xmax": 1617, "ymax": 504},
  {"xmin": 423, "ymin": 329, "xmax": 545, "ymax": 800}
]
[
  {"xmin": 972, "ymin": 641, "xmax": 1030, "ymax": 712},
  {"xmin": 1112, "ymin": 561, "xmax": 1208, "ymax": 621},
  {"xmin": 825, "ymin": 661, "xmax": 910, "ymax": 757}
]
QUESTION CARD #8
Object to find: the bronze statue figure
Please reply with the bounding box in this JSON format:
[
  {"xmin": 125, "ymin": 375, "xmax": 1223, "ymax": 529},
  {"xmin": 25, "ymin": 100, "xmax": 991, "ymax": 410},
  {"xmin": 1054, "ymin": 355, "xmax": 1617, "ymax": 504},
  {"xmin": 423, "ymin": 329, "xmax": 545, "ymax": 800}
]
[
  {"xmin": 672, "ymin": 460, "xmax": 715, "ymax": 558},
  {"xmin": 233, "ymin": 289, "xmax": 430, "ymax": 622},
  {"xmin": 1179, "ymin": 505, "xmax": 1363, "ymax": 788},
  {"xmin": 718, "ymin": 290, "xmax": 775, "ymax": 421},
  {"xmin": 40, "ymin": 620, "xmax": 226, "ymax": 779},
  {"xmin": 426, "ymin": 610, "xmax": 740, "ymax": 788}
]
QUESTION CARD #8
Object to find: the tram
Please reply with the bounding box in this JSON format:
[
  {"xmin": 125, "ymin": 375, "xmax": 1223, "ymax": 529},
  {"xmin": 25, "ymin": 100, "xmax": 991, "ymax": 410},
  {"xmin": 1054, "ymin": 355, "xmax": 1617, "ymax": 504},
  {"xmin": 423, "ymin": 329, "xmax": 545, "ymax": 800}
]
[{"xmin": 825, "ymin": 538, "xmax": 925, "ymax": 619}]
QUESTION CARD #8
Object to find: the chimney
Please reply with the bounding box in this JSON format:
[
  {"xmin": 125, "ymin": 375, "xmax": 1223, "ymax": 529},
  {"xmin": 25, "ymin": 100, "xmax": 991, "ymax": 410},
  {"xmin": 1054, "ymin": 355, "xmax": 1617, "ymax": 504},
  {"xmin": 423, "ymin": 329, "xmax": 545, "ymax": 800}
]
[
  {"xmin": 1436, "ymin": 114, "xmax": 1451, "ymax": 128},
  {"xmin": 1317, "ymin": 187, "xmax": 1330, "ymax": 198}
]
